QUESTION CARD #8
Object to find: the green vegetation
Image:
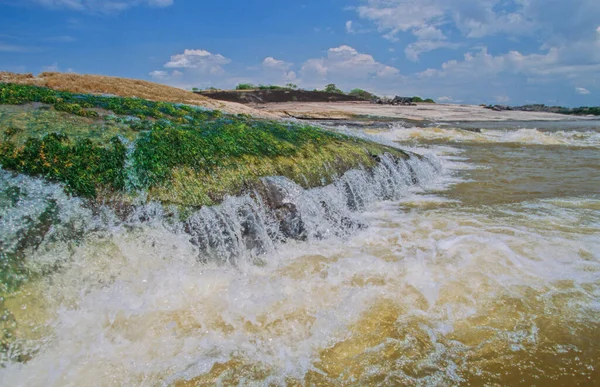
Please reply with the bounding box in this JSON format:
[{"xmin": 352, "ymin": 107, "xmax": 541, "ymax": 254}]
[
  {"xmin": 411, "ymin": 96, "xmax": 436, "ymax": 103},
  {"xmin": 0, "ymin": 82, "xmax": 414, "ymax": 359},
  {"xmin": 257, "ymin": 85, "xmax": 285, "ymax": 90},
  {"xmin": 236, "ymin": 84, "xmax": 300, "ymax": 91},
  {"xmin": 349, "ymin": 88, "xmax": 378, "ymax": 100},
  {"xmin": 230, "ymin": 83, "xmax": 438, "ymax": 103},
  {"xmin": 565, "ymin": 106, "xmax": 600, "ymax": 116},
  {"xmin": 1, "ymin": 134, "xmax": 126, "ymax": 197},
  {"xmin": 0, "ymin": 83, "xmax": 407, "ymax": 207},
  {"xmin": 236, "ymin": 83, "xmax": 257, "ymax": 90},
  {"xmin": 324, "ymin": 83, "xmax": 344, "ymax": 94}
]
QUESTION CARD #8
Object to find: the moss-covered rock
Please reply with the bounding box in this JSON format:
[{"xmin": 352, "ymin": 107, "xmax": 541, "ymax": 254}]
[{"xmin": 0, "ymin": 83, "xmax": 409, "ymax": 207}]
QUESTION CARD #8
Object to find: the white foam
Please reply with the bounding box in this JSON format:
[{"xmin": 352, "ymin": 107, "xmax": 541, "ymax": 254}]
[
  {"xmin": 1, "ymin": 186, "xmax": 598, "ymax": 385},
  {"xmin": 375, "ymin": 124, "xmax": 600, "ymax": 147}
]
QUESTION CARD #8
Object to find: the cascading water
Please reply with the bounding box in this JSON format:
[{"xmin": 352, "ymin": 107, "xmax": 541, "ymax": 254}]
[
  {"xmin": 0, "ymin": 150, "xmax": 441, "ymax": 366},
  {"xmin": 1, "ymin": 119, "xmax": 599, "ymax": 385},
  {"xmin": 181, "ymin": 153, "xmax": 439, "ymax": 265}
]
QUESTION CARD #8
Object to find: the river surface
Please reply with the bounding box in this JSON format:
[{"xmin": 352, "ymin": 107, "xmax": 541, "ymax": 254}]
[{"xmin": 1, "ymin": 120, "xmax": 599, "ymax": 386}]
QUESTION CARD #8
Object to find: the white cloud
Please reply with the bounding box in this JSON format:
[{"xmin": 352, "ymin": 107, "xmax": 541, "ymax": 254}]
[
  {"xmin": 298, "ymin": 45, "xmax": 402, "ymax": 92},
  {"xmin": 575, "ymin": 87, "xmax": 591, "ymax": 95},
  {"xmin": 31, "ymin": 0, "xmax": 174, "ymax": 13},
  {"xmin": 345, "ymin": 20, "xmax": 354, "ymax": 34},
  {"xmin": 261, "ymin": 57, "xmax": 297, "ymax": 84},
  {"xmin": 301, "ymin": 45, "xmax": 399, "ymax": 80},
  {"xmin": 149, "ymin": 48, "xmax": 233, "ymax": 89},
  {"xmin": 262, "ymin": 57, "xmax": 291, "ymax": 71},
  {"xmin": 164, "ymin": 49, "xmax": 230, "ymax": 75},
  {"xmin": 356, "ymin": 0, "xmax": 538, "ymax": 40},
  {"xmin": 495, "ymin": 95, "xmax": 510, "ymax": 103},
  {"xmin": 418, "ymin": 44, "xmax": 600, "ymax": 86},
  {"xmin": 357, "ymin": 1, "xmax": 445, "ymax": 36},
  {"xmin": 405, "ymin": 40, "xmax": 459, "ymax": 61},
  {"xmin": 403, "ymin": 25, "xmax": 460, "ymax": 61},
  {"xmin": 413, "ymin": 26, "xmax": 445, "ymax": 41},
  {"xmin": 149, "ymin": 70, "xmax": 169, "ymax": 80},
  {"xmin": 353, "ymin": 0, "xmax": 600, "ymax": 60}
]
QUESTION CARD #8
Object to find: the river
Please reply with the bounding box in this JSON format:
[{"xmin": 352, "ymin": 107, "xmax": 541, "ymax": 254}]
[{"xmin": 1, "ymin": 120, "xmax": 599, "ymax": 386}]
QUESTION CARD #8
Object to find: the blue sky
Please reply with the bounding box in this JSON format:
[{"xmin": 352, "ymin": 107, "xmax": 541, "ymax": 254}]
[{"xmin": 1, "ymin": 0, "xmax": 599, "ymax": 106}]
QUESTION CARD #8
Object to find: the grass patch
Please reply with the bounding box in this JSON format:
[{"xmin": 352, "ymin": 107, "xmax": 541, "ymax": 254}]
[{"xmin": 0, "ymin": 83, "xmax": 407, "ymax": 205}]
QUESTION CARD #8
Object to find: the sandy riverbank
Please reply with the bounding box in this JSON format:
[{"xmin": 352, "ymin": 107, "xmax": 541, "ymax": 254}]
[{"xmin": 254, "ymin": 101, "xmax": 596, "ymax": 122}]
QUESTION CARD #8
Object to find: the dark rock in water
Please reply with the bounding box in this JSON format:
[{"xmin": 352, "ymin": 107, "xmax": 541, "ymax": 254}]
[
  {"xmin": 257, "ymin": 177, "xmax": 307, "ymax": 241},
  {"xmin": 371, "ymin": 96, "xmax": 421, "ymax": 106},
  {"xmin": 341, "ymin": 179, "xmax": 365, "ymax": 211},
  {"xmin": 391, "ymin": 96, "xmax": 416, "ymax": 106},
  {"xmin": 458, "ymin": 128, "xmax": 482, "ymax": 133}
]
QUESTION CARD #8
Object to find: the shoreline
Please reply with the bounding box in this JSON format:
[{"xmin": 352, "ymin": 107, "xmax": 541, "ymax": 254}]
[{"xmin": 252, "ymin": 101, "xmax": 598, "ymax": 122}]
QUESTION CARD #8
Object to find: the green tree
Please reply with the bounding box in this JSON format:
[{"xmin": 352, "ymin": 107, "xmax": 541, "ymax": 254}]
[
  {"xmin": 324, "ymin": 84, "xmax": 343, "ymax": 94},
  {"xmin": 349, "ymin": 88, "xmax": 377, "ymax": 100},
  {"xmin": 236, "ymin": 83, "xmax": 256, "ymax": 90}
]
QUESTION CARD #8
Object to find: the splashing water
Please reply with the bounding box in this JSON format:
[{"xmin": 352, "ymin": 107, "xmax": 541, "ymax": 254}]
[
  {"xmin": 1, "ymin": 121, "xmax": 599, "ymax": 386},
  {"xmin": 369, "ymin": 122, "xmax": 600, "ymax": 148}
]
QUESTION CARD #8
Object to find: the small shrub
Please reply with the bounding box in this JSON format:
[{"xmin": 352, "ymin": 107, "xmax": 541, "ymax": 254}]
[{"xmin": 236, "ymin": 83, "xmax": 256, "ymax": 90}]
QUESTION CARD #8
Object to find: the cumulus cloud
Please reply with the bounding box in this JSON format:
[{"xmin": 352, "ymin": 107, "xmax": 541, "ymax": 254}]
[
  {"xmin": 356, "ymin": 0, "xmax": 537, "ymax": 40},
  {"xmin": 164, "ymin": 49, "xmax": 230, "ymax": 75},
  {"xmin": 418, "ymin": 44, "xmax": 600, "ymax": 86},
  {"xmin": 261, "ymin": 57, "xmax": 297, "ymax": 84},
  {"xmin": 576, "ymin": 87, "xmax": 591, "ymax": 95},
  {"xmin": 405, "ymin": 40, "xmax": 459, "ymax": 62},
  {"xmin": 296, "ymin": 45, "xmax": 402, "ymax": 93},
  {"xmin": 353, "ymin": 0, "xmax": 600, "ymax": 62},
  {"xmin": 149, "ymin": 70, "xmax": 169, "ymax": 80},
  {"xmin": 301, "ymin": 45, "xmax": 399, "ymax": 83},
  {"xmin": 262, "ymin": 57, "xmax": 291, "ymax": 71},
  {"xmin": 149, "ymin": 48, "xmax": 232, "ymax": 89},
  {"xmin": 402, "ymin": 25, "xmax": 460, "ymax": 61},
  {"xmin": 31, "ymin": 0, "xmax": 174, "ymax": 13}
]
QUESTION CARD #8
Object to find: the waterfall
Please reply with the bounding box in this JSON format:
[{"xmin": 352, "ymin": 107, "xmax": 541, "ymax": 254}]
[
  {"xmin": 0, "ymin": 152, "xmax": 441, "ymax": 273},
  {"xmin": 183, "ymin": 153, "xmax": 440, "ymax": 265}
]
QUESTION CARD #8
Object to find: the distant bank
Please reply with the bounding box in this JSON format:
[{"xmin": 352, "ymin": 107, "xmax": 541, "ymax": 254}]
[{"xmin": 196, "ymin": 88, "xmax": 366, "ymax": 104}]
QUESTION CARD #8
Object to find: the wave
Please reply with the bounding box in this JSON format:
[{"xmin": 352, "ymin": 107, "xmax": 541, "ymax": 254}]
[{"xmin": 372, "ymin": 124, "xmax": 600, "ymax": 147}]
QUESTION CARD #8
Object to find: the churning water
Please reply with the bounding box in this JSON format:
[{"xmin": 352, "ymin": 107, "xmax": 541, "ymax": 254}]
[{"xmin": 1, "ymin": 121, "xmax": 599, "ymax": 386}]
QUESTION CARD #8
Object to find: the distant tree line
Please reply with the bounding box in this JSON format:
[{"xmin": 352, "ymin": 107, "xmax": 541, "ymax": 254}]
[{"xmin": 192, "ymin": 83, "xmax": 436, "ymax": 103}]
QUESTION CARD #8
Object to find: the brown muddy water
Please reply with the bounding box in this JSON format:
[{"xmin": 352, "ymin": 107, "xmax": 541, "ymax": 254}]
[{"xmin": 1, "ymin": 121, "xmax": 599, "ymax": 386}]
